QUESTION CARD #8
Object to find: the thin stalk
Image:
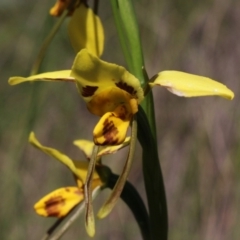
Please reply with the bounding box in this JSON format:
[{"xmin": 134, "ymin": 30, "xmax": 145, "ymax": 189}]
[
  {"xmin": 31, "ymin": 11, "xmax": 68, "ymax": 75},
  {"xmin": 40, "ymin": 214, "xmax": 68, "ymax": 240},
  {"xmin": 84, "ymin": 145, "xmax": 99, "ymax": 237}
]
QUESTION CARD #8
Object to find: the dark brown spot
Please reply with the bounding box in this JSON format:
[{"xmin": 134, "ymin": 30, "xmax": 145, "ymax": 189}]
[
  {"xmin": 115, "ymin": 81, "xmax": 137, "ymax": 96},
  {"xmin": 116, "ymin": 105, "xmax": 128, "ymax": 120},
  {"xmin": 81, "ymin": 85, "xmax": 98, "ymax": 97},
  {"xmin": 101, "ymin": 117, "xmax": 119, "ymax": 145},
  {"xmin": 45, "ymin": 196, "xmax": 65, "ymax": 217}
]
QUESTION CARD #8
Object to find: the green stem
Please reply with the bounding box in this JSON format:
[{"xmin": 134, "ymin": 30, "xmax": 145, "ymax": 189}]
[
  {"xmin": 31, "ymin": 11, "xmax": 68, "ymax": 75},
  {"xmin": 110, "ymin": 0, "xmax": 133, "ymax": 71}
]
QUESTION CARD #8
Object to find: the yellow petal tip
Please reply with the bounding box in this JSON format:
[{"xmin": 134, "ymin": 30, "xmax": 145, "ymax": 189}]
[
  {"xmin": 85, "ymin": 221, "xmax": 95, "ymax": 237},
  {"xmin": 97, "ymin": 207, "xmax": 108, "ymax": 219},
  {"xmin": 8, "ymin": 77, "xmax": 26, "ymax": 85}
]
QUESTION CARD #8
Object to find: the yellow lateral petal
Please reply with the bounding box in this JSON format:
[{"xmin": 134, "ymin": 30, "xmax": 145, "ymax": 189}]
[
  {"xmin": 93, "ymin": 104, "xmax": 132, "ymax": 145},
  {"xmin": 29, "ymin": 132, "xmax": 86, "ymax": 181},
  {"xmin": 70, "ymin": 49, "xmax": 144, "ymax": 103},
  {"xmin": 68, "ymin": 4, "xmax": 104, "ymax": 56},
  {"xmin": 73, "ymin": 139, "xmax": 95, "ymax": 159},
  {"xmin": 150, "ymin": 71, "xmax": 234, "ymax": 100},
  {"xmin": 97, "ymin": 136, "xmax": 130, "ymax": 156},
  {"xmin": 34, "ymin": 187, "xmax": 83, "ymax": 217},
  {"xmin": 9, "ymin": 70, "xmax": 74, "ymax": 85}
]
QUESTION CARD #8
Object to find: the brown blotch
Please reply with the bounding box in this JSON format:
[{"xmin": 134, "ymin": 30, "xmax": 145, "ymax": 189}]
[
  {"xmin": 81, "ymin": 85, "xmax": 98, "ymax": 97},
  {"xmin": 45, "ymin": 196, "xmax": 65, "ymax": 217},
  {"xmin": 101, "ymin": 116, "xmax": 119, "ymax": 145},
  {"xmin": 115, "ymin": 81, "xmax": 137, "ymax": 96},
  {"xmin": 116, "ymin": 105, "xmax": 128, "ymax": 120}
]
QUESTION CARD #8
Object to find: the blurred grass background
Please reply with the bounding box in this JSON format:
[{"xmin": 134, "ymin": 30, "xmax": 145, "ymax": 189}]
[{"xmin": 1, "ymin": 0, "xmax": 240, "ymax": 239}]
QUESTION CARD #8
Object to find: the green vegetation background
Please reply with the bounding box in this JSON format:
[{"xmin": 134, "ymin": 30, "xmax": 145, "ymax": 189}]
[{"xmin": 1, "ymin": 0, "xmax": 240, "ymax": 239}]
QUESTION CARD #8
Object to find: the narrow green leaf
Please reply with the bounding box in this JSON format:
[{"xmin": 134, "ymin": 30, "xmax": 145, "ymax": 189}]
[
  {"xmin": 137, "ymin": 106, "xmax": 168, "ymax": 240},
  {"xmin": 110, "ymin": 0, "xmax": 156, "ymax": 135},
  {"xmin": 108, "ymin": 173, "xmax": 151, "ymax": 240},
  {"xmin": 110, "ymin": 1, "xmax": 168, "ymax": 239}
]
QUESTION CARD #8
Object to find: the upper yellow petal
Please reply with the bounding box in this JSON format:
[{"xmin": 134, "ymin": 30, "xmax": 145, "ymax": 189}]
[
  {"xmin": 68, "ymin": 4, "xmax": 104, "ymax": 56},
  {"xmin": 34, "ymin": 187, "xmax": 83, "ymax": 217},
  {"xmin": 70, "ymin": 49, "xmax": 144, "ymax": 103},
  {"xmin": 150, "ymin": 71, "xmax": 234, "ymax": 100},
  {"xmin": 8, "ymin": 70, "xmax": 74, "ymax": 85}
]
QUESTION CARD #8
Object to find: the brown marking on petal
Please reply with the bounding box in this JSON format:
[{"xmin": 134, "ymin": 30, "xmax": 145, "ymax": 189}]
[
  {"xmin": 101, "ymin": 116, "xmax": 119, "ymax": 145},
  {"xmin": 81, "ymin": 86, "xmax": 98, "ymax": 97},
  {"xmin": 74, "ymin": 189, "xmax": 83, "ymax": 195},
  {"xmin": 45, "ymin": 196, "xmax": 65, "ymax": 217},
  {"xmin": 116, "ymin": 104, "xmax": 128, "ymax": 120},
  {"xmin": 115, "ymin": 81, "xmax": 137, "ymax": 96}
]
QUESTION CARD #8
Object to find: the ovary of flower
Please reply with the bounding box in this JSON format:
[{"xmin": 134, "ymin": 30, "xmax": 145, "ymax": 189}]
[{"xmin": 9, "ymin": 49, "xmax": 234, "ymax": 146}]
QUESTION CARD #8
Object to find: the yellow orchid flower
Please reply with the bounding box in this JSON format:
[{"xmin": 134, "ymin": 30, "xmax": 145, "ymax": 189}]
[
  {"xmin": 29, "ymin": 132, "xmax": 102, "ymax": 219},
  {"xmin": 50, "ymin": 0, "xmax": 104, "ymax": 56},
  {"xmin": 9, "ymin": 50, "xmax": 234, "ymax": 235},
  {"xmin": 9, "ymin": 49, "xmax": 234, "ymax": 146},
  {"xmin": 29, "ymin": 132, "xmax": 128, "ymax": 222}
]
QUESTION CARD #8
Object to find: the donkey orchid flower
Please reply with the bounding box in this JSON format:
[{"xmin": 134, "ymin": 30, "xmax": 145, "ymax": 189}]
[
  {"xmin": 29, "ymin": 132, "xmax": 129, "ymax": 236},
  {"xmin": 9, "ymin": 49, "xmax": 234, "ymax": 235},
  {"xmin": 9, "ymin": 49, "xmax": 234, "ymax": 146}
]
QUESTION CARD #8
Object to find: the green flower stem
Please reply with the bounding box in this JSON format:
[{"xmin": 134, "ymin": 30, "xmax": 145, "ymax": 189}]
[
  {"xmin": 31, "ymin": 10, "xmax": 68, "ymax": 75},
  {"xmin": 84, "ymin": 145, "xmax": 99, "ymax": 237},
  {"xmin": 40, "ymin": 212, "xmax": 69, "ymax": 240},
  {"xmin": 108, "ymin": 173, "xmax": 151, "ymax": 240},
  {"xmin": 137, "ymin": 106, "xmax": 168, "ymax": 240},
  {"xmin": 109, "ymin": 0, "xmax": 156, "ymax": 136}
]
